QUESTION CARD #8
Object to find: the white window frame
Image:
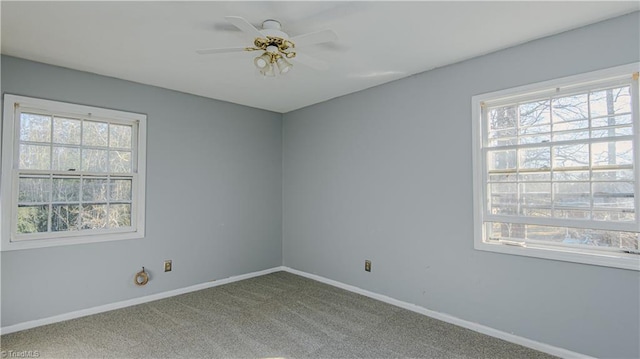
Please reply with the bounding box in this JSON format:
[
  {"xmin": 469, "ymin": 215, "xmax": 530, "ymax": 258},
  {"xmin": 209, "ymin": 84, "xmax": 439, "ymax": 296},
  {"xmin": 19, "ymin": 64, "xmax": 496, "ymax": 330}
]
[
  {"xmin": 472, "ymin": 63, "xmax": 640, "ymax": 271},
  {"xmin": 1, "ymin": 94, "xmax": 147, "ymax": 251}
]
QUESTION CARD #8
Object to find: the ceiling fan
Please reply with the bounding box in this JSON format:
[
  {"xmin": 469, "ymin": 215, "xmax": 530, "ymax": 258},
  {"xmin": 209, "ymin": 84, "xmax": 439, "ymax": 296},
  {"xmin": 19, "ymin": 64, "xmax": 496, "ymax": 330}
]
[{"xmin": 196, "ymin": 16, "xmax": 338, "ymax": 77}]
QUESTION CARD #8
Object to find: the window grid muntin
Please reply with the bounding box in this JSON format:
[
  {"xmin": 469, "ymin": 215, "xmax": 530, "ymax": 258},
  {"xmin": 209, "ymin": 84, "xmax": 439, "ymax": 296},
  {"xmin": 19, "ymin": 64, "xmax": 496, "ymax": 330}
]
[{"xmin": 483, "ymin": 79, "xmax": 638, "ymax": 250}]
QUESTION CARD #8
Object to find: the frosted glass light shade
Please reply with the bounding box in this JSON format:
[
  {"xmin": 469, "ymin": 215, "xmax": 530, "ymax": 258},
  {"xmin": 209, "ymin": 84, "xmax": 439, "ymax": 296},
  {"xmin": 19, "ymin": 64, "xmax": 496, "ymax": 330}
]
[{"xmin": 254, "ymin": 53, "xmax": 271, "ymax": 69}]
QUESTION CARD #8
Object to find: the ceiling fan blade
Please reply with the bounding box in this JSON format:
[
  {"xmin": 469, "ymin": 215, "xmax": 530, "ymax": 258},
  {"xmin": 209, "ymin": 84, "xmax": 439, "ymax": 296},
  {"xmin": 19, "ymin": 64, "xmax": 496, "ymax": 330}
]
[
  {"xmin": 225, "ymin": 16, "xmax": 264, "ymax": 39},
  {"xmin": 293, "ymin": 53, "xmax": 328, "ymax": 71},
  {"xmin": 212, "ymin": 22, "xmax": 242, "ymax": 32},
  {"xmin": 286, "ymin": 3, "xmax": 368, "ymax": 34},
  {"xmin": 291, "ymin": 29, "xmax": 338, "ymax": 48},
  {"xmin": 196, "ymin": 46, "xmax": 247, "ymax": 55}
]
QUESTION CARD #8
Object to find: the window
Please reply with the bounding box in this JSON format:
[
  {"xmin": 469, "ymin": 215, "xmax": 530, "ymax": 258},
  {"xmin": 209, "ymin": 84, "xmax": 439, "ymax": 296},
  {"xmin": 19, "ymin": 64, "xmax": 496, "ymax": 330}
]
[
  {"xmin": 1, "ymin": 95, "xmax": 146, "ymax": 250},
  {"xmin": 472, "ymin": 64, "xmax": 640, "ymax": 270}
]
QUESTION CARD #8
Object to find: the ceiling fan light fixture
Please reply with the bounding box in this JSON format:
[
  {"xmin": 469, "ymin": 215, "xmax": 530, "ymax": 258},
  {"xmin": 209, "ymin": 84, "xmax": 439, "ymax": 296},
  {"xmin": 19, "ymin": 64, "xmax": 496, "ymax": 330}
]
[
  {"xmin": 276, "ymin": 57, "xmax": 292, "ymax": 74},
  {"xmin": 197, "ymin": 16, "xmax": 336, "ymax": 78},
  {"xmin": 254, "ymin": 53, "xmax": 271, "ymax": 70}
]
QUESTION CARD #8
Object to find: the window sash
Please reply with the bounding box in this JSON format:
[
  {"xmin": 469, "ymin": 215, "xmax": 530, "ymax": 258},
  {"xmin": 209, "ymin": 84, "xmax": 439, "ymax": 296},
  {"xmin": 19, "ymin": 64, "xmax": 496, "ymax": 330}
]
[
  {"xmin": 14, "ymin": 107, "xmax": 139, "ymax": 174},
  {"xmin": 11, "ymin": 170, "xmax": 139, "ymax": 241}
]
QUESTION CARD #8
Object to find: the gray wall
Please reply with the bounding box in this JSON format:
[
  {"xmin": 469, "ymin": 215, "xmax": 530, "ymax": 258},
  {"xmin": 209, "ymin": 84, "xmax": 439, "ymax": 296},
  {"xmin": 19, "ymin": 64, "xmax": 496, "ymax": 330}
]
[
  {"xmin": 283, "ymin": 12, "xmax": 640, "ymax": 359},
  {"xmin": 1, "ymin": 56, "xmax": 283, "ymax": 327},
  {"xmin": 2, "ymin": 12, "xmax": 639, "ymax": 359}
]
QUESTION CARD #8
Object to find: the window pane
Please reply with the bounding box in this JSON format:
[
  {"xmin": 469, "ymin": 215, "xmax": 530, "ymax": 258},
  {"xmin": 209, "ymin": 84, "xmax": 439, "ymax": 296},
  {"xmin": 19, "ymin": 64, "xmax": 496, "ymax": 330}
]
[
  {"xmin": 52, "ymin": 146, "xmax": 81, "ymax": 171},
  {"xmin": 110, "ymin": 124, "xmax": 132, "ymax": 149},
  {"xmin": 552, "ymin": 119, "xmax": 588, "ymax": 132},
  {"xmin": 81, "ymin": 149, "xmax": 108, "ymax": 172},
  {"xmin": 82, "ymin": 121, "xmax": 108, "ymax": 147},
  {"xmin": 553, "ymin": 144, "xmax": 589, "ymax": 168},
  {"xmin": 109, "ymin": 151, "xmax": 132, "ymax": 173},
  {"xmin": 20, "ymin": 113, "xmax": 51, "ymax": 143},
  {"xmin": 590, "ymin": 86, "xmax": 631, "ymax": 117},
  {"xmin": 52, "ymin": 204, "xmax": 80, "ymax": 232},
  {"xmin": 490, "ymin": 183, "xmax": 517, "ymax": 194},
  {"xmin": 553, "ymin": 209, "xmax": 590, "ymax": 220},
  {"xmin": 592, "ymin": 169, "xmax": 634, "ymax": 181},
  {"xmin": 488, "ymin": 150, "xmax": 516, "ymax": 171},
  {"xmin": 592, "ymin": 114, "xmax": 632, "ymax": 128},
  {"xmin": 585, "ymin": 229, "xmax": 639, "ymax": 249},
  {"xmin": 519, "ymin": 224, "xmax": 564, "ymax": 242},
  {"xmin": 593, "ymin": 210, "xmax": 634, "ymax": 222},
  {"xmin": 552, "ymin": 94, "xmax": 588, "ymax": 122},
  {"xmin": 490, "ymin": 222, "xmax": 527, "ymax": 240},
  {"xmin": 519, "ymin": 100, "xmax": 550, "ymax": 126},
  {"xmin": 491, "ymin": 204, "xmax": 518, "ymax": 216},
  {"xmin": 518, "ymin": 171, "xmax": 550, "ymax": 181},
  {"xmin": 591, "ymin": 141, "xmax": 633, "ymax": 167},
  {"xmin": 520, "ymin": 182, "xmax": 551, "ymax": 211},
  {"xmin": 490, "ymin": 183, "xmax": 517, "ymax": 215},
  {"xmin": 553, "ymin": 182, "xmax": 590, "ymax": 208},
  {"xmin": 552, "ymin": 129, "xmax": 589, "ymax": 142},
  {"xmin": 489, "ymin": 174, "xmax": 516, "ymax": 182},
  {"xmin": 19, "ymin": 144, "xmax": 50, "ymax": 170},
  {"xmin": 518, "ymin": 147, "xmax": 550, "ymax": 169},
  {"xmin": 564, "ymin": 227, "xmax": 636, "ymax": 247},
  {"xmin": 488, "ymin": 106, "xmax": 517, "ymax": 130},
  {"xmin": 488, "ymin": 128, "xmax": 516, "ymax": 147},
  {"xmin": 518, "ymin": 132, "xmax": 550, "ymax": 145},
  {"xmin": 593, "ymin": 182, "xmax": 634, "ymax": 210},
  {"xmin": 110, "ymin": 179, "xmax": 132, "ymax": 201},
  {"xmin": 81, "ymin": 204, "xmax": 107, "ymax": 229},
  {"xmin": 553, "ymin": 170, "xmax": 589, "ymax": 181},
  {"xmin": 591, "ymin": 127, "xmax": 632, "ymax": 139},
  {"xmin": 53, "ymin": 117, "xmax": 81, "ymax": 145},
  {"xmin": 522, "ymin": 208, "xmax": 551, "ymax": 217},
  {"xmin": 519, "ymin": 124, "xmax": 550, "ymax": 135},
  {"xmin": 109, "ymin": 204, "xmax": 131, "ymax": 228},
  {"xmin": 488, "ymin": 222, "xmax": 640, "ymax": 250},
  {"xmin": 18, "ymin": 177, "xmax": 51, "ymax": 203},
  {"xmin": 82, "ymin": 178, "xmax": 108, "ymax": 202},
  {"xmin": 52, "ymin": 178, "xmax": 80, "ymax": 202},
  {"xmin": 489, "ymin": 222, "xmax": 518, "ymax": 239},
  {"xmin": 17, "ymin": 205, "xmax": 49, "ymax": 233}
]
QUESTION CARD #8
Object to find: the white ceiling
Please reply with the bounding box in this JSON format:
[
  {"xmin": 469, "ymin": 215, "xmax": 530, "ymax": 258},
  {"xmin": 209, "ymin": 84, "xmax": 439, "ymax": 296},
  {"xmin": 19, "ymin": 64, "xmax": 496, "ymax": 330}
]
[{"xmin": 2, "ymin": 1, "xmax": 638, "ymax": 113}]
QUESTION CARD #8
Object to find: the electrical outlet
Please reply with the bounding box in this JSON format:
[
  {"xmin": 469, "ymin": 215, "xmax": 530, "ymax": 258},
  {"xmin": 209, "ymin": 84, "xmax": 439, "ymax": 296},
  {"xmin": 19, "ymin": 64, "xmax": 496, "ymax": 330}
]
[
  {"xmin": 164, "ymin": 260, "xmax": 172, "ymax": 272},
  {"xmin": 365, "ymin": 260, "xmax": 371, "ymax": 272}
]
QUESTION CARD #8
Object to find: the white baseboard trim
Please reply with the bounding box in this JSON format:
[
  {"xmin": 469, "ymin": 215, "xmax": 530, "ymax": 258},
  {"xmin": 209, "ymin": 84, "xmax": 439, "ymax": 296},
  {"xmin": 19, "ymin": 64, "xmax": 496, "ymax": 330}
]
[
  {"xmin": 1, "ymin": 265, "xmax": 593, "ymax": 359},
  {"xmin": 283, "ymin": 267, "xmax": 593, "ymax": 359},
  {"xmin": 0, "ymin": 266, "xmax": 286, "ymax": 335}
]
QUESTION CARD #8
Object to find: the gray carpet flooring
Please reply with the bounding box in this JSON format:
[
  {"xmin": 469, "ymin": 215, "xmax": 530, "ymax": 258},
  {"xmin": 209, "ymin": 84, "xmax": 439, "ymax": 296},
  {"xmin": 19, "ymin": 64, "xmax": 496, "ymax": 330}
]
[{"xmin": 1, "ymin": 271, "xmax": 557, "ymax": 358}]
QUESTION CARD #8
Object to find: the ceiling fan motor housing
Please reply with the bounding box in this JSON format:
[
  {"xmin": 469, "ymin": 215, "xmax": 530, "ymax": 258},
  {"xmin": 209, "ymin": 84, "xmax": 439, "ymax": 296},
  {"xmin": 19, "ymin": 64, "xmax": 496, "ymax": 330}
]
[{"xmin": 261, "ymin": 19, "xmax": 289, "ymax": 39}]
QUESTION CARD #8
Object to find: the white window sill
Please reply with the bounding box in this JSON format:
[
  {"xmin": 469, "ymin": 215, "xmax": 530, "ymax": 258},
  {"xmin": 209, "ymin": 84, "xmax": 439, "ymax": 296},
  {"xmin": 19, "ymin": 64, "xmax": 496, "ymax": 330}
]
[
  {"xmin": 475, "ymin": 241, "xmax": 640, "ymax": 271},
  {"xmin": 1, "ymin": 231, "xmax": 144, "ymax": 251}
]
